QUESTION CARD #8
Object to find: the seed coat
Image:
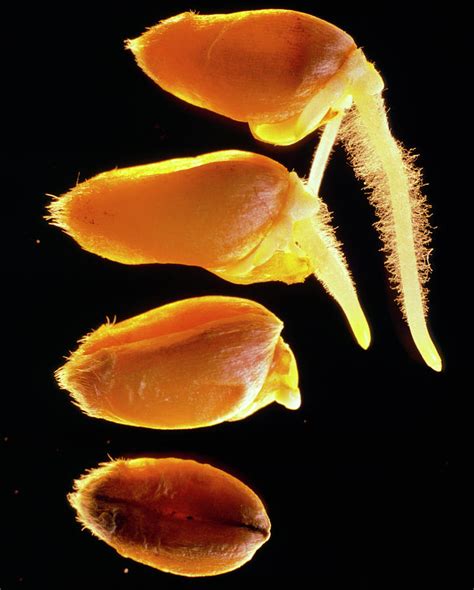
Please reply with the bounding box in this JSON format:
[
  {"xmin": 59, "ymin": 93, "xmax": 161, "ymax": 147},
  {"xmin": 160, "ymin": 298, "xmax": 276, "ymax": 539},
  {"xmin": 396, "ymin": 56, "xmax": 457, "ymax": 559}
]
[
  {"xmin": 69, "ymin": 458, "xmax": 271, "ymax": 576},
  {"xmin": 56, "ymin": 296, "xmax": 300, "ymax": 429}
]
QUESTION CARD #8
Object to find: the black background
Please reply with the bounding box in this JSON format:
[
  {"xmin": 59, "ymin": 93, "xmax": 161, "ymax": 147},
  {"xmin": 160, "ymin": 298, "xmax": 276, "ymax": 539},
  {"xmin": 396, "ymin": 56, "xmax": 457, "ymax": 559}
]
[{"xmin": 3, "ymin": 2, "xmax": 460, "ymax": 588}]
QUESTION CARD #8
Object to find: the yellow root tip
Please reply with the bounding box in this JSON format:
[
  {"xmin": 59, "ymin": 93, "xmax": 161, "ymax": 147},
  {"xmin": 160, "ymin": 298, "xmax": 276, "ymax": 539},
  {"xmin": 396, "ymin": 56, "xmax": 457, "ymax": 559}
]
[
  {"xmin": 352, "ymin": 313, "xmax": 372, "ymax": 350},
  {"xmin": 413, "ymin": 329, "xmax": 442, "ymax": 372}
]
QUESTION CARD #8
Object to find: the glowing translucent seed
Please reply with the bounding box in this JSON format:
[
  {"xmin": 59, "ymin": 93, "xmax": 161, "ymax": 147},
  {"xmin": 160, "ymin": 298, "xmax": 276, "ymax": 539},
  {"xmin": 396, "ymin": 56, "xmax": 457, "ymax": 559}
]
[
  {"xmin": 128, "ymin": 9, "xmax": 441, "ymax": 370},
  {"xmin": 48, "ymin": 150, "xmax": 370, "ymax": 348},
  {"xmin": 127, "ymin": 9, "xmax": 355, "ymax": 144},
  {"xmin": 56, "ymin": 296, "xmax": 300, "ymax": 429},
  {"xmin": 69, "ymin": 458, "xmax": 271, "ymax": 577}
]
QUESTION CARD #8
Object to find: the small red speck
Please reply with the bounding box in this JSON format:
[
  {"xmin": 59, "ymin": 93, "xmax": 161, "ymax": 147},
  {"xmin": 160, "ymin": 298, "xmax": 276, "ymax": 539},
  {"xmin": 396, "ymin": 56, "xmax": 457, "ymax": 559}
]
[
  {"xmin": 123, "ymin": 568, "xmax": 129, "ymax": 574},
  {"xmin": 35, "ymin": 239, "xmax": 41, "ymax": 244}
]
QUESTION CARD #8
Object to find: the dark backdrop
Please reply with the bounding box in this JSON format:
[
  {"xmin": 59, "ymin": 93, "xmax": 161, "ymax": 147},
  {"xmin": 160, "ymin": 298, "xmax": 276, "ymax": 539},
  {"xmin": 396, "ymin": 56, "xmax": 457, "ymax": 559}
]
[{"xmin": 3, "ymin": 2, "xmax": 458, "ymax": 588}]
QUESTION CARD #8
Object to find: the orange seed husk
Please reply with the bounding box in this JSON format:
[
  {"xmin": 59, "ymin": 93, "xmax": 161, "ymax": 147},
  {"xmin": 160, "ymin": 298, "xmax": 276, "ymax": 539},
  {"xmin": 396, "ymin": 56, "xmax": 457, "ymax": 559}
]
[
  {"xmin": 48, "ymin": 150, "xmax": 370, "ymax": 347},
  {"xmin": 47, "ymin": 150, "xmax": 320, "ymax": 285},
  {"xmin": 56, "ymin": 296, "xmax": 300, "ymax": 429},
  {"xmin": 69, "ymin": 458, "xmax": 271, "ymax": 577},
  {"xmin": 127, "ymin": 9, "xmax": 355, "ymax": 134}
]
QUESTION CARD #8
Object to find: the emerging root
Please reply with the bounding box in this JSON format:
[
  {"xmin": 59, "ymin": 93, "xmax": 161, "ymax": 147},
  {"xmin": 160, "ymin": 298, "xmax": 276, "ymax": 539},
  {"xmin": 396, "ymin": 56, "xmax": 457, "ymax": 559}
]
[
  {"xmin": 301, "ymin": 107, "xmax": 371, "ymax": 350},
  {"xmin": 340, "ymin": 100, "xmax": 432, "ymax": 317},
  {"xmin": 338, "ymin": 78, "xmax": 441, "ymax": 371},
  {"xmin": 293, "ymin": 195, "xmax": 371, "ymax": 350}
]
